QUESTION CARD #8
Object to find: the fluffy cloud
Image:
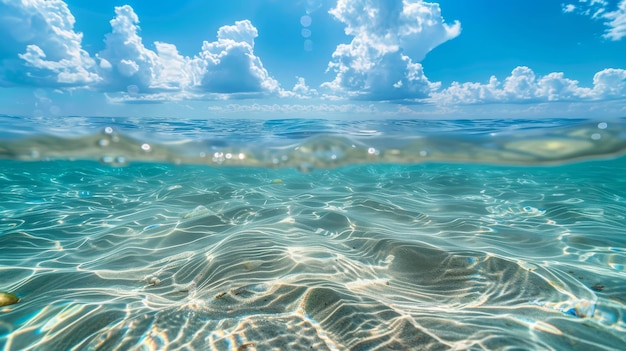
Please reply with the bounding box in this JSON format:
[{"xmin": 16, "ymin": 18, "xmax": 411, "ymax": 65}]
[
  {"xmin": 289, "ymin": 77, "xmax": 319, "ymax": 98},
  {"xmin": 196, "ymin": 20, "xmax": 279, "ymax": 94},
  {"xmin": 0, "ymin": 0, "xmax": 99, "ymax": 86},
  {"xmin": 564, "ymin": 0, "xmax": 626, "ymax": 40},
  {"xmin": 591, "ymin": 67, "xmax": 626, "ymax": 97},
  {"xmin": 97, "ymin": 7, "xmax": 278, "ymax": 97},
  {"xmin": 0, "ymin": 2, "xmax": 279, "ymax": 99},
  {"xmin": 96, "ymin": 5, "xmax": 162, "ymax": 93},
  {"xmin": 432, "ymin": 66, "xmax": 626, "ymax": 104},
  {"xmin": 2, "ymin": 0, "xmax": 624, "ymax": 110},
  {"xmin": 322, "ymin": 0, "xmax": 460, "ymax": 100}
]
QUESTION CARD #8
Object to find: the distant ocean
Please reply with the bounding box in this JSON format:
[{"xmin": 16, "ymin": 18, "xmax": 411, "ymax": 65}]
[{"xmin": 1, "ymin": 115, "xmax": 625, "ymax": 350}]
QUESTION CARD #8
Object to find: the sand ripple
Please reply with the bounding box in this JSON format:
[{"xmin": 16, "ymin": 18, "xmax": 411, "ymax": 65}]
[{"xmin": 1, "ymin": 158, "xmax": 626, "ymax": 350}]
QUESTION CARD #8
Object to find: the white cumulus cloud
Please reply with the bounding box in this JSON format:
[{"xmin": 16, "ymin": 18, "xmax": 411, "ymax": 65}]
[
  {"xmin": 0, "ymin": 0, "xmax": 99, "ymax": 86},
  {"xmin": 432, "ymin": 66, "xmax": 626, "ymax": 104},
  {"xmin": 196, "ymin": 20, "xmax": 279, "ymax": 95},
  {"xmin": 322, "ymin": 0, "xmax": 460, "ymax": 101},
  {"xmin": 96, "ymin": 5, "xmax": 161, "ymax": 93},
  {"xmin": 0, "ymin": 2, "xmax": 279, "ymax": 100},
  {"xmin": 591, "ymin": 67, "xmax": 626, "ymax": 97},
  {"xmin": 97, "ymin": 8, "xmax": 278, "ymax": 99},
  {"xmin": 288, "ymin": 77, "xmax": 319, "ymax": 98},
  {"xmin": 96, "ymin": 6, "xmax": 206, "ymax": 95}
]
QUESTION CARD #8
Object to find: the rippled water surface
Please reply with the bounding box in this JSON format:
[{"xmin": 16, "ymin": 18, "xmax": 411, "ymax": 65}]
[{"xmin": 1, "ymin": 116, "xmax": 625, "ymax": 350}]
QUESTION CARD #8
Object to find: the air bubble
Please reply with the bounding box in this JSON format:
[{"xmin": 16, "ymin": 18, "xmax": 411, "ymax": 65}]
[
  {"xmin": 212, "ymin": 152, "xmax": 225, "ymax": 163},
  {"xmin": 115, "ymin": 156, "xmax": 127, "ymax": 165},
  {"xmin": 367, "ymin": 147, "xmax": 380, "ymax": 156},
  {"xmin": 141, "ymin": 143, "xmax": 151, "ymax": 152},
  {"xmin": 127, "ymin": 85, "xmax": 139, "ymax": 95},
  {"xmin": 304, "ymin": 39, "xmax": 313, "ymax": 51},
  {"xmin": 591, "ymin": 133, "xmax": 601, "ymax": 140},
  {"xmin": 598, "ymin": 122, "xmax": 608, "ymax": 129},
  {"xmin": 300, "ymin": 15, "xmax": 312, "ymax": 27},
  {"xmin": 101, "ymin": 155, "xmax": 127, "ymax": 166},
  {"xmin": 97, "ymin": 139, "xmax": 110, "ymax": 147}
]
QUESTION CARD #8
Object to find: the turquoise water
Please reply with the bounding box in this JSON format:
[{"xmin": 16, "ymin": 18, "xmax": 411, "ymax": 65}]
[{"xmin": 1, "ymin": 116, "xmax": 626, "ymax": 350}]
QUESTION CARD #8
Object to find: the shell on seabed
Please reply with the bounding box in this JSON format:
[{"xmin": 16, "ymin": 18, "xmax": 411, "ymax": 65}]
[{"xmin": 0, "ymin": 292, "xmax": 20, "ymax": 307}]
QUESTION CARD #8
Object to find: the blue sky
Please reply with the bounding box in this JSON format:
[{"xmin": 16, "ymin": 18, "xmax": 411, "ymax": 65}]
[{"xmin": 1, "ymin": 0, "xmax": 625, "ymax": 119}]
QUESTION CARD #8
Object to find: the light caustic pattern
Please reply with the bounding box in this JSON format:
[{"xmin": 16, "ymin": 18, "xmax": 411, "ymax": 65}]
[{"xmin": 1, "ymin": 157, "xmax": 625, "ymax": 350}]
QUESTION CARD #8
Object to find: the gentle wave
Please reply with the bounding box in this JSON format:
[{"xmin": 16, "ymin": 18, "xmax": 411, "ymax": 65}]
[{"xmin": 1, "ymin": 116, "xmax": 626, "ymax": 168}]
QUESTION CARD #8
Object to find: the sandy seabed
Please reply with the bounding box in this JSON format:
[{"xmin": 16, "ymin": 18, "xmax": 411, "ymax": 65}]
[{"xmin": 1, "ymin": 157, "xmax": 625, "ymax": 350}]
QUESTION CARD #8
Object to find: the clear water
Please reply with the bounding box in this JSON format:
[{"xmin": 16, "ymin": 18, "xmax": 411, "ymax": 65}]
[{"xmin": 1, "ymin": 115, "xmax": 625, "ymax": 350}]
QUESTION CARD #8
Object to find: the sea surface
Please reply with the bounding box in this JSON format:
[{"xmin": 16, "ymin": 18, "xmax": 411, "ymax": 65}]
[{"xmin": 1, "ymin": 115, "xmax": 625, "ymax": 350}]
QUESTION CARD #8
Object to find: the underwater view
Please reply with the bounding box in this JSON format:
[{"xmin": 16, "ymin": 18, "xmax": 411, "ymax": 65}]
[
  {"xmin": 1, "ymin": 116, "xmax": 625, "ymax": 350},
  {"xmin": 2, "ymin": 0, "xmax": 626, "ymax": 350}
]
